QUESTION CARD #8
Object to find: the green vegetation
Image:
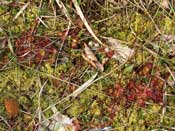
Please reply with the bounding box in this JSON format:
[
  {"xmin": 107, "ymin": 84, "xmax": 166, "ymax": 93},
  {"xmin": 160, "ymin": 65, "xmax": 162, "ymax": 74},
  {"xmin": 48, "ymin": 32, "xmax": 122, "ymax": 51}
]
[{"xmin": 0, "ymin": 0, "xmax": 175, "ymax": 130}]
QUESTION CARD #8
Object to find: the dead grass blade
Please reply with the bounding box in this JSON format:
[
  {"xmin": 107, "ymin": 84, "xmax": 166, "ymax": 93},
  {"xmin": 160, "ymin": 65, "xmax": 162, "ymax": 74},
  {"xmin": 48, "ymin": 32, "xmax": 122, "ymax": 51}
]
[
  {"xmin": 55, "ymin": 0, "xmax": 73, "ymax": 24},
  {"xmin": 70, "ymin": 72, "xmax": 98, "ymax": 97},
  {"xmin": 72, "ymin": 0, "xmax": 104, "ymax": 46},
  {"xmin": 7, "ymin": 38, "xmax": 15, "ymax": 55},
  {"xmin": 43, "ymin": 72, "xmax": 98, "ymax": 112},
  {"xmin": 13, "ymin": 2, "xmax": 30, "ymax": 21}
]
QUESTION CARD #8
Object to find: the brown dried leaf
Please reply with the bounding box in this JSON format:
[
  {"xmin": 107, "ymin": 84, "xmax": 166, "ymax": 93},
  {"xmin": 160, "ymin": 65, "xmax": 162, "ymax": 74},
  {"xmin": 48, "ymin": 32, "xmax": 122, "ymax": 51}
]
[
  {"xmin": 103, "ymin": 37, "xmax": 134, "ymax": 63},
  {"xmin": 82, "ymin": 43, "xmax": 104, "ymax": 72},
  {"xmin": 4, "ymin": 98, "xmax": 19, "ymax": 118},
  {"xmin": 82, "ymin": 52, "xmax": 97, "ymax": 68},
  {"xmin": 84, "ymin": 43, "xmax": 97, "ymax": 61}
]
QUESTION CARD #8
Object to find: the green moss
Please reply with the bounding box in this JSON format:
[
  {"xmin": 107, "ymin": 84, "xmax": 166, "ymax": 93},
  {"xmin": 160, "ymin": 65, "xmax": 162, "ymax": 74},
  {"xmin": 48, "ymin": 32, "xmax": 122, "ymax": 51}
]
[
  {"xmin": 0, "ymin": 1, "xmax": 175, "ymax": 130},
  {"xmin": 66, "ymin": 100, "xmax": 85, "ymax": 117},
  {"xmin": 164, "ymin": 16, "xmax": 173, "ymax": 33}
]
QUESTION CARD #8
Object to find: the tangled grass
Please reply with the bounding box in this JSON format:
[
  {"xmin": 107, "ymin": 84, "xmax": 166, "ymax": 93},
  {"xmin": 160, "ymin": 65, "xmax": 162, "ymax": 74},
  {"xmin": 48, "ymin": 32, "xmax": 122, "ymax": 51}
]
[{"xmin": 0, "ymin": 0, "xmax": 175, "ymax": 130}]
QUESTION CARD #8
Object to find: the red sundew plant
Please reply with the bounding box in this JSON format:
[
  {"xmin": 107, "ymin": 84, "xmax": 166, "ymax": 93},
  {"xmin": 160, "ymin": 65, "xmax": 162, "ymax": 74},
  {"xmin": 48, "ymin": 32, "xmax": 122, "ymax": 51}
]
[
  {"xmin": 113, "ymin": 83, "xmax": 124, "ymax": 98},
  {"xmin": 15, "ymin": 31, "xmax": 57, "ymax": 66},
  {"xmin": 108, "ymin": 78, "xmax": 163, "ymax": 107},
  {"xmin": 127, "ymin": 79, "xmax": 163, "ymax": 107},
  {"xmin": 138, "ymin": 62, "xmax": 153, "ymax": 76}
]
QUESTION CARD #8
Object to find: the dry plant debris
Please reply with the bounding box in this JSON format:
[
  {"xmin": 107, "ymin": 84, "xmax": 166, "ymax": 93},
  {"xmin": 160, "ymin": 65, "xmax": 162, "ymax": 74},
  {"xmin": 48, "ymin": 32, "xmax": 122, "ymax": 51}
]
[
  {"xmin": 0, "ymin": 0, "xmax": 175, "ymax": 130},
  {"xmin": 82, "ymin": 43, "xmax": 104, "ymax": 72},
  {"xmin": 4, "ymin": 98, "xmax": 19, "ymax": 119},
  {"xmin": 37, "ymin": 106, "xmax": 76, "ymax": 131}
]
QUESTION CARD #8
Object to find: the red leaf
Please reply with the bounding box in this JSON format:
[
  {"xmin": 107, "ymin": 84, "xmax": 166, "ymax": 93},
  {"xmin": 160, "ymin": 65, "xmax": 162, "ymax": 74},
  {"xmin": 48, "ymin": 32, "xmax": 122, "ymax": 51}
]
[
  {"xmin": 113, "ymin": 83, "xmax": 124, "ymax": 97},
  {"xmin": 127, "ymin": 80, "xmax": 136, "ymax": 90}
]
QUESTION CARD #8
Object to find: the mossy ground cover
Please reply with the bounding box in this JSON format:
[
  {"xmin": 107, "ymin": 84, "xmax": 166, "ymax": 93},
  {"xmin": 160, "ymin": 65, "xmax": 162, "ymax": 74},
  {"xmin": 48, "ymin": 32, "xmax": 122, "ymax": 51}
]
[{"xmin": 0, "ymin": 0, "xmax": 175, "ymax": 130}]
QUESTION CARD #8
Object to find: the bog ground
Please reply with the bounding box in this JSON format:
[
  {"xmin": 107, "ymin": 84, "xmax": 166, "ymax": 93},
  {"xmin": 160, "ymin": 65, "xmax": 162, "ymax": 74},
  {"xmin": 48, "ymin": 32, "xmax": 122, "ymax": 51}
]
[{"xmin": 0, "ymin": 0, "xmax": 175, "ymax": 131}]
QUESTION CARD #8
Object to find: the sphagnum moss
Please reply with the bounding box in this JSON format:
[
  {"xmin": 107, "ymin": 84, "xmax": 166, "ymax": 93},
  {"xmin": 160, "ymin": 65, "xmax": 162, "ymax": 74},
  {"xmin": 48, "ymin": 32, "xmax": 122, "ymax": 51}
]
[{"xmin": 0, "ymin": 1, "xmax": 175, "ymax": 130}]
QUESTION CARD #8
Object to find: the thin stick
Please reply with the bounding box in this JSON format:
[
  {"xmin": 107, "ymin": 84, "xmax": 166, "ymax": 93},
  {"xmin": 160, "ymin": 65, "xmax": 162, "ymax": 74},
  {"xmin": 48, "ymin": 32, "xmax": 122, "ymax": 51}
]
[
  {"xmin": 43, "ymin": 72, "xmax": 98, "ymax": 112},
  {"xmin": 13, "ymin": 2, "xmax": 30, "ymax": 21},
  {"xmin": 55, "ymin": 0, "xmax": 73, "ymax": 24},
  {"xmin": 72, "ymin": 0, "xmax": 105, "ymax": 46},
  {"xmin": 0, "ymin": 115, "xmax": 13, "ymax": 131},
  {"xmin": 37, "ymin": 79, "xmax": 48, "ymax": 123},
  {"xmin": 55, "ymin": 21, "xmax": 71, "ymax": 67},
  {"xmin": 166, "ymin": 65, "xmax": 175, "ymax": 82}
]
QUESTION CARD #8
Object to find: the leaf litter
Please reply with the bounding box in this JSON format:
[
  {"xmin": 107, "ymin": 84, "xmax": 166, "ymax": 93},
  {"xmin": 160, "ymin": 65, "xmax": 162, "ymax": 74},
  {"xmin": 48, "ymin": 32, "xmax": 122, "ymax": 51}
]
[{"xmin": 0, "ymin": 0, "xmax": 175, "ymax": 130}]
